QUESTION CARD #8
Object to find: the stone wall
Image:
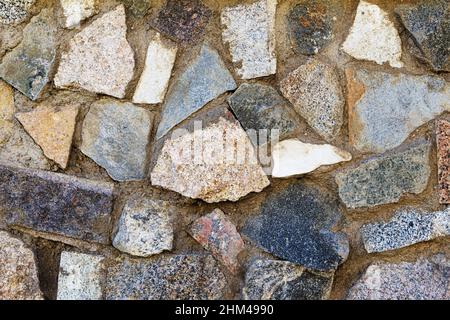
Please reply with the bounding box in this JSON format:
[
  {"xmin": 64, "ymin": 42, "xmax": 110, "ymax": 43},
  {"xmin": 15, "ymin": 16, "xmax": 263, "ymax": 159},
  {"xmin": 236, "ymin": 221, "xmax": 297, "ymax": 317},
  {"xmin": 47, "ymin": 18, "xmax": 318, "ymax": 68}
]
[{"xmin": 0, "ymin": 0, "xmax": 448, "ymax": 300}]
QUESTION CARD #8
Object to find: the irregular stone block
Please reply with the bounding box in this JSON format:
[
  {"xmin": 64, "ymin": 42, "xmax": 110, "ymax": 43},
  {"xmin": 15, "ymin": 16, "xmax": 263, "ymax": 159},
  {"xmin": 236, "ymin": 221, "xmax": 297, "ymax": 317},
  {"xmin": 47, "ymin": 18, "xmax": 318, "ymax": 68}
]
[
  {"xmin": 243, "ymin": 259, "xmax": 334, "ymax": 300},
  {"xmin": 81, "ymin": 99, "xmax": 153, "ymax": 181},
  {"xmin": 60, "ymin": 0, "xmax": 98, "ymax": 28},
  {"xmin": 120, "ymin": 0, "xmax": 151, "ymax": 17},
  {"xmin": 243, "ymin": 181, "xmax": 349, "ymax": 271},
  {"xmin": 0, "ymin": 80, "xmax": 14, "ymax": 146},
  {"xmin": 0, "ymin": 0, "xmax": 35, "ymax": 24},
  {"xmin": 437, "ymin": 120, "xmax": 450, "ymax": 204},
  {"xmin": 0, "ymin": 164, "xmax": 114, "ymax": 244},
  {"xmin": 221, "ymin": 0, "xmax": 277, "ymax": 79},
  {"xmin": 335, "ymin": 141, "xmax": 431, "ymax": 209},
  {"xmin": 347, "ymin": 68, "xmax": 449, "ymax": 153}
]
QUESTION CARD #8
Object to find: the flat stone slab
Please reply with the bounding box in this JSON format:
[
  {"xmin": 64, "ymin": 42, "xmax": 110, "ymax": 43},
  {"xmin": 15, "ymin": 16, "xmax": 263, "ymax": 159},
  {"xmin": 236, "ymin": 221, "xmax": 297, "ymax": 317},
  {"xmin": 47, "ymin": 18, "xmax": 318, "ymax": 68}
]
[
  {"xmin": 0, "ymin": 0, "xmax": 35, "ymax": 24},
  {"xmin": 0, "ymin": 164, "xmax": 114, "ymax": 244},
  {"xmin": 335, "ymin": 140, "xmax": 431, "ymax": 209},
  {"xmin": 0, "ymin": 8, "xmax": 57, "ymax": 100},
  {"xmin": 347, "ymin": 68, "xmax": 449, "ymax": 153},
  {"xmin": 106, "ymin": 254, "xmax": 228, "ymax": 300},
  {"xmin": 221, "ymin": 0, "xmax": 277, "ymax": 79},
  {"xmin": 243, "ymin": 181, "xmax": 349, "ymax": 271},
  {"xmin": 361, "ymin": 208, "xmax": 450, "ymax": 253},
  {"xmin": 437, "ymin": 120, "xmax": 450, "ymax": 204},
  {"xmin": 60, "ymin": 0, "xmax": 98, "ymax": 28},
  {"xmin": 243, "ymin": 259, "xmax": 334, "ymax": 300}
]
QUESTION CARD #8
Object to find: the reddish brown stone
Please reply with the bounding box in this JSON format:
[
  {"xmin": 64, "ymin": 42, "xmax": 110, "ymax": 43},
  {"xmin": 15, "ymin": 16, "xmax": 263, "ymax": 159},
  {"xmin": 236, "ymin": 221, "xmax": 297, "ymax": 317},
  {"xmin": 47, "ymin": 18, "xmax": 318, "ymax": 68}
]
[{"xmin": 437, "ymin": 120, "xmax": 450, "ymax": 204}]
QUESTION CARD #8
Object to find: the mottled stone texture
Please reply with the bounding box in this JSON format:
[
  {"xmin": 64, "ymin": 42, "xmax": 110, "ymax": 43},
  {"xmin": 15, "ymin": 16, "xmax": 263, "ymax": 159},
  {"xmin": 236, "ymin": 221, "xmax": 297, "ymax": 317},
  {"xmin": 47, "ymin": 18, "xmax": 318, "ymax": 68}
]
[
  {"xmin": 0, "ymin": 164, "xmax": 114, "ymax": 244},
  {"xmin": 106, "ymin": 254, "xmax": 227, "ymax": 300},
  {"xmin": 243, "ymin": 181, "xmax": 349, "ymax": 271},
  {"xmin": 0, "ymin": 0, "xmax": 35, "ymax": 24},
  {"xmin": 60, "ymin": 0, "xmax": 98, "ymax": 28},
  {"xmin": 0, "ymin": 80, "xmax": 14, "ymax": 146},
  {"xmin": 120, "ymin": 0, "xmax": 150, "ymax": 17},
  {"xmin": 437, "ymin": 120, "xmax": 450, "ymax": 204}
]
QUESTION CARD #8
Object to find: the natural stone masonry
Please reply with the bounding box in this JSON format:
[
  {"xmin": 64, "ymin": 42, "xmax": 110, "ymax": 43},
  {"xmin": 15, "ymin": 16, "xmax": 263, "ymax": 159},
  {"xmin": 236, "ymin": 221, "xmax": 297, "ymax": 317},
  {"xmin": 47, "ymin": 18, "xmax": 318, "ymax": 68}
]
[
  {"xmin": 106, "ymin": 254, "xmax": 227, "ymax": 300},
  {"xmin": 396, "ymin": 0, "xmax": 449, "ymax": 72},
  {"xmin": 243, "ymin": 181, "xmax": 349, "ymax": 271},
  {"xmin": 16, "ymin": 105, "xmax": 79, "ymax": 168},
  {"xmin": 347, "ymin": 255, "xmax": 450, "ymax": 300},
  {"xmin": 0, "ymin": 231, "xmax": 43, "ymax": 300},
  {"xmin": 60, "ymin": 0, "xmax": 98, "ymax": 29},
  {"xmin": 361, "ymin": 208, "xmax": 450, "ymax": 253},
  {"xmin": 156, "ymin": 44, "xmax": 236, "ymax": 139},
  {"xmin": 437, "ymin": 120, "xmax": 450, "ymax": 204},
  {"xmin": 189, "ymin": 209, "xmax": 245, "ymax": 273},
  {"xmin": 272, "ymin": 139, "xmax": 352, "ymax": 178},
  {"xmin": 57, "ymin": 251, "xmax": 105, "ymax": 300},
  {"xmin": 81, "ymin": 99, "xmax": 153, "ymax": 181},
  {"xmin": 120, "ymin": 0, "xmax": 151, "ymax": 18},
  {"xmin": 280, "ymin": 59, "xmax": 344, "ymax": 141},
  {"xmin": 0, "ymin": 164, "xmax": 114, "ymax": 244},
  {"xmin": 347, "ymin": 68, "xmax": 449, "ymax": 154},
  {"xmin": 243, "ymin": 259, "xmax": 334, "ymax": 300},
  {"xmin": 0, "ymin": 0, "xmax": 35, "ymax": 24},
  {"xmin": 221, "ymin": 0, "xmax": 277, "ymax": 79},
  {"xmin": 113, "ymin": 197, "xmax": 173, "ymax": 257},
  {"xmin": 0, "ymin": 9, "xmax": 56, "ymax": 100},
  {"xmin": 336, "ymin": 141, "xmax": 431, "ymax": 209},
  {"xmin": 342, "ymin": 1, "xmax": 403, "ymax": 68},
  {"xmin": 0, "ymin": 80, "xmax": 14, "ymax": 146},
  {"xmin": 54, "ymin": 5, "xmax": 135, "ymax": 99}
]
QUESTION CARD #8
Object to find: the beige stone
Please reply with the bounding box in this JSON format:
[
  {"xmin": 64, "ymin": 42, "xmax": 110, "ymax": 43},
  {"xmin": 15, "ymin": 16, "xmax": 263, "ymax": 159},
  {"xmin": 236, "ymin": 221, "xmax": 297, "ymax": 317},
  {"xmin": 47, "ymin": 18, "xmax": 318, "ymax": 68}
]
[
  {"xmin": 0, "ymin": 80, "xmax": 14, "ymax": 146},
  {"xmin": 60, "ymin": 0, "xmax": 98, "ymax": 29}
]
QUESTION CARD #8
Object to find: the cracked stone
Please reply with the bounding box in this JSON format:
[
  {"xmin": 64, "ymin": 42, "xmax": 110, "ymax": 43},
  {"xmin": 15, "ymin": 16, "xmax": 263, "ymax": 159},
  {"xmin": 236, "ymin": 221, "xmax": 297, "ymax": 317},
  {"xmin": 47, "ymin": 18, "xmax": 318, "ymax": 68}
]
[
  {"xmin": 437, "ymin": 120, "xmax": 450, "ymax": 204},
  {"xmin": 60, "ymin": 0, "xmax": 98, "ymax": 29},
  {"xmin": 0, "ymin": 0, "xmax": 35, "ymax": 25}
]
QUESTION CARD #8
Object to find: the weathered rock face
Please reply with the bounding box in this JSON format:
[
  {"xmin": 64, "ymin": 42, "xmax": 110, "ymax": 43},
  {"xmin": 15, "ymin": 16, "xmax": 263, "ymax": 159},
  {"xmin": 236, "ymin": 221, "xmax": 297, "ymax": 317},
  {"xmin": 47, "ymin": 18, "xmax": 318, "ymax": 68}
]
[
  {"xmin": 113, "ymin": 197, "xmax": 174, "ymax": 257},
  {"xmin": 280, "ymin": 59, "xmax": 344, "ymax": 141},
  {"xmin": 347, "ymin": 68, "xmax": 449, "ymax": 154},
  {"xmin": 189, "ymin": 209, "xmax": 245, "ymax": 273},
  {"xmin": 120, "ymin": 0, "xmax": 151, "ymax": 18},
  {"xmin": 0, "ymin": 164, "xmax": 114, "ymax": 244},
  {"xmin": 81, "ymin": 99, "xmax": 153, "ymax": 181},
  {"xmin": 0, "ymin": 80, "xmax": 14, "ymax": 146},
  {"xmin": 396, "ymin": 0, "xmax": 449, "ymax": 72},
  {"xmin": 57, "ymin": 251, "xmax": 105, "ymax": 300},
  {"xmin": 272, "ymin": 139, "xmax": 352, "ymax": 178},
  {"xmin": 342, "ymin": 1, "xmax": 403, "ymax": 68},
  {"xmin": 106, "ymin": 254, "xmax": 228, "ymax": 300},
  {"xmin": 243, "ymin": 181, "xmax": 349, "ymax": 271},
  {"xmin": 243, "ymin": 259, "xmax": 334, "ymax": 300},
  {"xmin": 155, "ymin": 44, "xmax": 236, "ymax": 139},
  {"xmin": 0, "ymin": 0, "xmax": 35, "ymax": 24},
  {"xmin": 54, "ymin": 5, "xmax": 135, "ymax": 98},
  {"xmin": 60, "ymin": 0, "xmax": 98, "ymax": 28},
  {"xmin": 437, "ymin": 120, "xmax": 450, "ymax": 204},
  {"xmin": 221, "ymin": 0, "xmax": 277, "ymax": 79},
  {"xmin": 0, "ymin": 9, "xmax": 57, "ymax": 100},
  {"xmin": 361, "ymin": 208, "xmax": 450, "ymax": 253},
  {"xmin": 335, "ymin": 141, "xmax": 431, "ymax": 209},
  {"xmin": 347, "ymin": 255, "xmax": 450, "ymax": 300},
  {"xmin": 0, "ymin": 231, "xmax": 43, "ymax": 300}
]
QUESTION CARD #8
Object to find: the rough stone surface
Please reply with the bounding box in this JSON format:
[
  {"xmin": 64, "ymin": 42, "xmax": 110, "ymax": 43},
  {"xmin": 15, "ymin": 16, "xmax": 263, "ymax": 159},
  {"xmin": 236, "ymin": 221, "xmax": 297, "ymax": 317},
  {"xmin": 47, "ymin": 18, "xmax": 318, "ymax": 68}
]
[
  {"xmin": 113, "ymin": 196, "xmax": 173, "ymax": 257},
  {"xmin": 243, "ymin": 259, "xmax": 334, "ymax": 300},
  {"xmin": 243, "ymin": 181, "xmax": 349, "ymax": 271},
  {"xmin": 189, "ymin": 209, "xmax": 245, "ymax": 273},
  {"xmin": 342, "ymin": 1, "xmax": 403, "ymax": 68},
  {"xmin": 120, "ymin": 0, "xmax": 150, "ymax": 17},
  {"xmin": 272, "ymin": 139, "xmax": 352, "ymax": 178},
  {"xmin": 16, "ymin": 105, "xmax": 79, "ymax": 168},
  {"xmin": 81, "ymin": 99, "xmax": 153, "ymax": 181},
  {"xmin": 0, "ymin": 0, "xmax": 35, "ymax": 24},
  {"xmin": 0, "ymin": 231, "xmax": 43, "ymax": 300},
  {"xmin": 221, "ymin": 0, "xmax": 277, "ymax": 79},
  {"xmin": 0, "ymin": 80, "xmax": 14, "ymax": 146},
  {"xmin": 60, "ymin": 0, "xmax": 98, "ymax": 28},
  {"xmin": 133, "ymin": 32, "xmax": 177, "ymax": 104},
  {"xmin": 57, "ymin": 251, "xmax": 105, "ymax": 300},
  {"xmin": 106, "ymin": 254, "xmax": 228, "ymax": 300},
  {"xmin": 280, "ymin": 59, "xmax": 344, "ymax": 141},
  {"xmin": 54, "ymin": 5, "xmax": 135, "ymax": 98},
  {"xmin": 396, "ymin": 0, "xmax": 449, "ymax": 72},
  {"xmin": 156, "ymin": 44, "xmax": 236, "ymax": 139},
  {"xmin": 335, "ymin": 141, "xmax": 431, "ymax": 209},
  {"xmin": 0, "ymin": 9, "xmax": 57, "ymax": 100},
  {"xmin": 0, "ymin": 164, "xmax": 114, "ymax": 244},
  {"xmin": 347, "ymin": 255, "xmax": 450, "ymax": 300},
  {"xmin": 361, "ymin": 208, "xmax": 450, "ymax": 253},
  {"xmin": 152, "ymin": 0, "xmax": 211, "ymax": 43},
  {"xmin": 347, "ymin": 68, "xmax": 449, "ymax": 153},
  {"xmin": 437, "ymin": 120, "xmax": 450, "ymax": 204}
]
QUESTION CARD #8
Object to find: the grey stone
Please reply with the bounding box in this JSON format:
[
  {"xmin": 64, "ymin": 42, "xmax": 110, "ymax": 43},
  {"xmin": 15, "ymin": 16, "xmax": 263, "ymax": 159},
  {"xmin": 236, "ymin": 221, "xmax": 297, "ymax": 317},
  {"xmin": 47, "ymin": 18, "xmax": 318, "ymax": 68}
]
[
  {"xmin": 243, "ymin": 181, "xmax": 349, "ymax": 271},
  {"xmin": 81, "ymin": 99, "xmax": 153, "ymax": 181},
  {"xmin": 335, "ymin": 140, "xmax": 431, "ymax": 209},
  {"xmin": 361, "ymin": 208, "xmax": 450, "ymax": 253},
  {"xmin": 347, "ymin": 255, "xmax": 450, "ymax": 300},
  {"xmin": 155, "ymin": 43, "xmax": 236, "ymax": 139},
  {"xmin": 113, "ymin": 196, "xmax": 174, "ymax": 257},
  {"xmin": 0, "ymin": 0, "xmax": 35, "ymax": 24},
  {"xmin": 0, "ymin": 164, "xmax": 114, "ymax": 244},
  {"xmin": 106, "ymin": 254, "xmax": 228, "ymax": 300},
  {"xmin": 0, "ymin": 9, "xmax": 56, "ymax": 100},
  {"xmin": 347, "ymin": 68, "xmax": 449, "ymax": 153},
  {"xmin": 243, "ymin": 259, "xmax": 334, "ymax": 300}
]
